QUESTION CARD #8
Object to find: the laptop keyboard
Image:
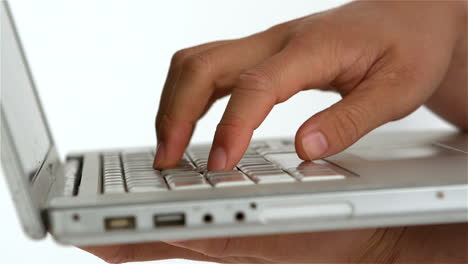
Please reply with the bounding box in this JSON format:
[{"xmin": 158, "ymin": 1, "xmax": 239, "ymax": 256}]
[{"xmin": 101, "ymin": 141, "xmax": 347, "ymax": 194}]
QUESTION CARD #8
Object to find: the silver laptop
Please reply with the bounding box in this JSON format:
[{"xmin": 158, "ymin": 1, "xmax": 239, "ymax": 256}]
[{"xmin": 1, "ymin": 1, "xmax": 467, "ymax": 246}]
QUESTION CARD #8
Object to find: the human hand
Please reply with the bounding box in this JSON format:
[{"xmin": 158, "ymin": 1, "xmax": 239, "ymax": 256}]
[
  {"xmin": 81, "ymin": 223, "xmax": 467, "ymax": 263},
  {"xmin": 82, "ymin": 3, "xmax": 468, "ymax": 263},
  {"xmin": 153, "ymin": 0, "xmax": 467, "ymax": 170}
]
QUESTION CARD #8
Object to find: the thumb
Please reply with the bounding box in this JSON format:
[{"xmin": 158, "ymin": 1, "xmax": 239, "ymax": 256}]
[{"xmin": 295, "ymin": 80, "xmax": 416, "ymax": 160}]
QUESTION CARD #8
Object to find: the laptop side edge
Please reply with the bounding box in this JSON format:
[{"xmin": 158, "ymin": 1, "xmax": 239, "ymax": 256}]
[{"xmin": 0, "ymin": 1, "xmax": 62, "ymax": 239}]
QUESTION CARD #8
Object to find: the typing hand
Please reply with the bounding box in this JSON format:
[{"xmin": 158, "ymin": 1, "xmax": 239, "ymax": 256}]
[
  {"xmin": 81, "ymin": 1, "xmax": 467, "ymax": 263},
  {"xmin": 152, "ymin": 0, "xmax": 467, "ymax": 171}
]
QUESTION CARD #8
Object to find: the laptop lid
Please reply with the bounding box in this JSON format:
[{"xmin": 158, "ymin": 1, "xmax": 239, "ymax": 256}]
[{"xmin": 1, "ymin": 1, "xmax": 61, "ymax": 239}]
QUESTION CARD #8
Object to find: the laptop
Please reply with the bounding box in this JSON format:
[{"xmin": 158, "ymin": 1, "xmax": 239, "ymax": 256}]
[{"xmin": 1, "ymin": 1, "xmax": 467, "ymax": 246}]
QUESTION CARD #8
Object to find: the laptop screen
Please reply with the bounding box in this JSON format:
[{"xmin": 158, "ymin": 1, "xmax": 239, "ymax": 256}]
[{"xmin": 1, "ymin": 4, "xmax": 53, "ymax": 181}]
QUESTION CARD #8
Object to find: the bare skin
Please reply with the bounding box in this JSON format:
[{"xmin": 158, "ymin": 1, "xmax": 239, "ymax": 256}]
[{"xmin": 82, "ymin": 0, "xmax": 467, "ymax": 263}]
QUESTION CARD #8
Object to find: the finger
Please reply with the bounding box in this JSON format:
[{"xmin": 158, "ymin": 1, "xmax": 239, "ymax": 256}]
[
  {"xmin": 167, "ymin": 229, "xmax": 379, "ymax": 262},
  {"xmin": 79, "ymin": 242, "xmax": 220, "ymax": 264},
  {"xmin": 295, "ymin": 67, "xmax": 421, "ymax": 160},
  {"xmin": 208, "ymin": 40, "xmax": 340, "ymax": 170},
  {"xmin": 155, "ymin": 40, "xmax": 229, "ymax": 140},
  {"xmin": 154, "ymin": 26, "xmax": 289, "ymax": 169}
]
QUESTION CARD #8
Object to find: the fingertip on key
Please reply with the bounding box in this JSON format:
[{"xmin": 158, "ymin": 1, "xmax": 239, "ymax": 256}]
[
  {"xmin": 153, "ymin": 142, "xmax": 166, "ymax": 169},
  {"xmin": 207, "ymin": 146, "xmax": 227, "ymax": 171}
]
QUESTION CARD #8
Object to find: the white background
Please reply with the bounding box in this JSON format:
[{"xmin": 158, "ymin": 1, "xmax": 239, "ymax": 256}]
[{"xmin": 1, "ymin": 0, "xmax": 454, "ymax": 264}]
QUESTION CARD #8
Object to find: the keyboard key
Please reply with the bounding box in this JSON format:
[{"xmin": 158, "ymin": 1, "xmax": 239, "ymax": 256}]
[
  {"xmin": 126, "ymin": 178, "xmax": 163, "ymax": 184},
  {"xmin": 104, "ymin": 167, "xmax": 122, "ymax": 172},
  {"xmin": 173, "ymin": 164, "xmax": 195, "ymax": 169},
  {"xmin": 239, "ymin": 157, "xmax": 268, "ymax": 163},
  {"xmin": 205, "ymin": 170, "xmax": 240, "ymax": 177},
  {"xmin": 126, "ymin": 175, "xmax": 161, "ymax": 180},
  {"xmin": 128, "ymin": 185, "xmax": 167, "ymax": 192},
  {"xmin": 124, "ymin": 169, "xmax": 155, "ymax": 174},
  {"xmin": 126, "ymin": 177, "xmax": 163, "ymax": 183},
  {"xmin": 103, "ymin": 174, "xmax": 123, "ymax": 180},
  {"xmin": 239, "ymin": 165, "xmax": 280, "ymax": 172},
  {"xmin": 124, "ymin": 168, "xmax": 155, "ymax": 173},
  {"xmin": 104, "ymin": 179, "xmax": 124, "ymax": 184},
  {"xmin": 104, "ymin": 183, "xmax": 124, "ymax": 188},
  {"xmin": 104, "ymin": 173, "xmax": 123, "ymax": 178},
  {"xmin": 288, "ymin": 169, "xmax": 346, "ymax": 181},
  {"xmin": 126, "ymin": 181, "xmax": 164, "ymax": 187},
  {"xmin": 167, "ymin": 178, "xmax": 211, "ymax": 190},
  {"xmin": 122, "ymin": 151, "xmax": 153, "ymax": 157},
  {"xmin": 161, "ymin": 168, "xmax": 197, "ymax": 176},
  {"xmin": 166, "ymin": 177, "xmax": 205, "ymax": 186},
  {"xmin": 103, "ymin": 182, "xmax": 124, "ymax": 187},
  {"xmin": 247, "ymin": 170, "xmax": 296, "ymax": 184},
  {"xmin": 104, "ymin": 171, "xmax": 123, "ymax": 175},
  {"xmin": 105, "ymin": 188, "xmax": 126, "ymax": 194},
  {"xmin": 265, "ymin": 153, "xmax": 329, "ymax": 169},
  {"xmin": 208, "ymin": 173, "xmax": 254, "ymax": 187},
  {"xmin": 165, "ymin": 172, "xmax": 203, "ymax": 181},
  {"xmin": 123, "ymin": 160, "xmax": 153, "ymax": 165},
  {"xmin": 249, "ymin": 141, "xmax": 268, "ymax": 149},
  {"xmin": 122, "ymin": 158, "xmax": 153, "ymax": 163},
  {"xmin": 192, "ymin": 158, "xmax": 208, "ymax": 164},
  {"xmin": 295, "ymin": 162, "xmax": 330, "ymax": 171}
]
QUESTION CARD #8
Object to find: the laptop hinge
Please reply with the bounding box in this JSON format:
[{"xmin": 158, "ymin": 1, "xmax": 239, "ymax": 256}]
[
  {"xmin": 40, "ymin": 209, "xmax": 50, "ymax": 231},
  {"xmin": 47, "ymin": 157, "xmax": 83, "ymax": 201}
]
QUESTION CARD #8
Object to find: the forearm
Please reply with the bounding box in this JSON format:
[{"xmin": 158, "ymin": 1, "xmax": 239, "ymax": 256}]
[{"xmin": 425, "ymin": 1, "xmax": 468, "ymax": 131}]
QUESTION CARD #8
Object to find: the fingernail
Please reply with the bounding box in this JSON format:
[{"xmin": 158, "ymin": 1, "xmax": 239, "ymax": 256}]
[
  {"xmin": 153, "ymin": 142, "xmax": 165, "ymax": 168},
  {"xmin": 302, "ymin": 131, "xmax": 328, "ymax": 160},
  {"xmin": 208, "ymin": 147, "xmax": 227, "ymax": 171}
]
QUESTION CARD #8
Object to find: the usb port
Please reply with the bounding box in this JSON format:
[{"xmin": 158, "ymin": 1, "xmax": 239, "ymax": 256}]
[
  {"xmin": 154, "ymin": 213, "xmax": 185, "ymax": 228},
  {"xmin": 104, "ymin": 216, "xmax": 136, "ymax": 231}
]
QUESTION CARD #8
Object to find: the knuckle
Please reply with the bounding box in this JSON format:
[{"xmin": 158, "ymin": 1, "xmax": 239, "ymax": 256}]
[
  {"xmin": 328, "ymin": 105, "xmax": 367, "ymax": 148},
  {"xmin": 369, "ymin": 67, "xmax": 421, "ymax": 121},
  {"xmin": 218, "ymin": 116, "xmax": 252, "ymax": 131},
  {"xmin": 287, "ymin": 36, "xmax": 337, "ymax": 85},
  {"xmin": 181, "ymin": 53, "xmax": 212, "ymax": 76},
  {"xmin": 238, "ymin": 69, "xmax": 274, "ymax": 94},
  {"xmin": 163, "ymin": 111, "xmax": 195, "ymax": 128},
  {"xmin": 287, "ymin": 34, "xmax": 311, "ymax": 51},
  {"xmin": 265, "ymin": 21, "xmax": 290, "ymax": 36},
  {"xmin": 171, "ymin": 48, "xmax": 191, "ymax": 66}
]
